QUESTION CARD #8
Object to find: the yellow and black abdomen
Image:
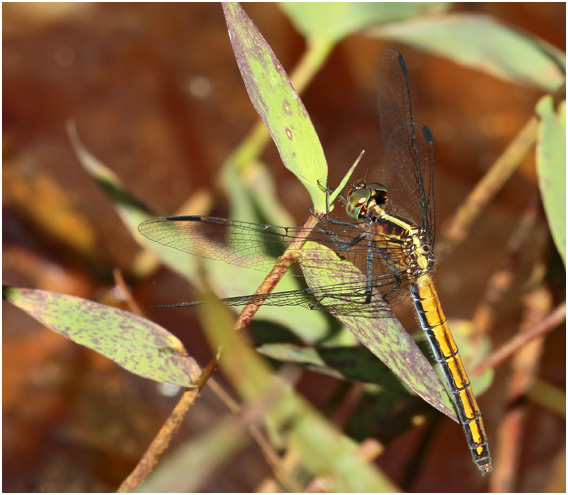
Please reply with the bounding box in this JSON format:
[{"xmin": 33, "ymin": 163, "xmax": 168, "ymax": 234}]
[{"xmin": 411, "ymin": 274, "xmax": 492, "ymax": 473}]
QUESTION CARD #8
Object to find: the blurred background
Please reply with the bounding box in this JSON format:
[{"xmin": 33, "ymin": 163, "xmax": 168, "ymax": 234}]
[{"xmin": 3, "ymin": 3, "xmax": 565, "ymax": 492}]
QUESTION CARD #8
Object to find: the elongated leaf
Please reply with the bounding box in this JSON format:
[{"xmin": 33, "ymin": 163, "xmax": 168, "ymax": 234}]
[
  {"xmin": 369, "ymin": 13, "xmax": 565, "ymax": 91},
  {"xmin": 67, "ymin": 122, "xmax": 151, "ymax": 234},
  {"xmin": 197, "ymin": 294, "xmax": 398, "ymax": 492},
  {"xmin": 3, "ymin": 286, "xmax": 200, "ymax": 387},
  {"xmin": 222, "ymin": 3, "xmax": 328, "ymax": 212},
  {"xmin": 299, "ymin": 242, "xmax": 457, "ymax": 421},
  {"xmin": 258, "ymin": 343, "xmax": 407, "ymax": 388},
  {"xmin": 140, "ymin": 389, "xmax": 285, "ymax": 492},
  {"xmin": 536, "ymin": 95, "xmax": 566, "ymax": 265},
  {"xmin": 281, "ymin": 2, "xmax": 448, "ymax": 42}
]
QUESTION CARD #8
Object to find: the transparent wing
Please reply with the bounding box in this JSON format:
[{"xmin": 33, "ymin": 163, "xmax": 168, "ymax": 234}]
[
  {"xmin": 140, "ymin": 215, "xmax": 365, "ymax": 274},
  {"xmin": 376, "ymin": 50, "xmax": 435, "ymax": 244},
  {"xmin": 415, "ymin": 122, "xmax": 435, "ymax": 246},
  {"xmin": 138, "ymin": 215, "xmax": 412, "ymax": 311},
  {"xmin": 153, "ymin": 269, "xmax": 408, "ymax": 318}
]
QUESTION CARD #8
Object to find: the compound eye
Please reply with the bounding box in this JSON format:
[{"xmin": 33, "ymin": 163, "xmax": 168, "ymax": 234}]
[
  {"xmin": 367, "ymin": 182, "xmax": 388, "ymax": 204},
  {"xmin": 346, "ymin": 187, "xmax": 371, "ymax": 220}
]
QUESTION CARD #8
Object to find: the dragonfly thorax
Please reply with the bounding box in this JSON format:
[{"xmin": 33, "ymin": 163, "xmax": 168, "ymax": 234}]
[
  {"xmin": 366, "ymin": 206, "xmax": 435, "ymax": 277},
  {"xmin": 346, "ymin": 181, "xmax": 388, "ymax": 221}
]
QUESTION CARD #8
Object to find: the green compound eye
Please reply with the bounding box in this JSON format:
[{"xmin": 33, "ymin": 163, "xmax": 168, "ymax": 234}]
[
  {"xmin": 367, "ymin": 183, "xmax": 388, "ymax": 204},
  {"xmin": 346, "ymin": 183, "xmax": 388, "ymax": 220},
  {"xmin": 346, "ymin": 187, "xmax": 372, "ymax": 220}
]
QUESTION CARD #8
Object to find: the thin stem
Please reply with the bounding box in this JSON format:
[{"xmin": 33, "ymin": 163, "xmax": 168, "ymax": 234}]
[
  {"xmin": 473, "ymin": 301, "xmax": 566, "ymax": 375},
  {"xmin": 117, "ymin": 388, "xmax": 200, "ymax": 492},
  {"xmin": 118, "ymin": 213, "xmax": 318, "ymax": 492},
  {"xmin": 438, "ymin": 116, "xmax": 538, "ymax": 260}
]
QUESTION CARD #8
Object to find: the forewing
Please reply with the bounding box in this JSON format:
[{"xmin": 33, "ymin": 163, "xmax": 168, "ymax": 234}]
[
  {"xmin": 416, "ymin": 123, "xmax": 436, "ymax": 245},
  {"xmin": 139, "ymin": 215, "xmax": 373, "ymax": 275},
  {"xmin": 376, "ymin": 50, "xmax": 433, "ymax": 238},
  {"xmin": 139, "ymin": 216, "xmax": 412, "ymax": 312}
]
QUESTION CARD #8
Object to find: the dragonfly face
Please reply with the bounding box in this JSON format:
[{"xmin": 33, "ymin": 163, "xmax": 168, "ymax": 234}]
[{"xmin": 345, "ymin": 182, "xmax": 388, "ymax": 221}]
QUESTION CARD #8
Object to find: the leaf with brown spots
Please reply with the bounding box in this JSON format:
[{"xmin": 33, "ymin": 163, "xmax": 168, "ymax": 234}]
[{"xmin": 3, "ymin": 286, "xmax": 201, "ymax": 387}]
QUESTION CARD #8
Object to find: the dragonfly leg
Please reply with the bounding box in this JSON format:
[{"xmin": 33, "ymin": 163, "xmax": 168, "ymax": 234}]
[
  {"xmin": 365, "ymin": 244, "xmax": 374, "ymax": 302},
  {"xmin": 315, "ymin": 211, "xmax": 368, "ymax": 251},
  {"xmin": 316, "ymin": 180, "xmax": 347, "ymax": 208}
]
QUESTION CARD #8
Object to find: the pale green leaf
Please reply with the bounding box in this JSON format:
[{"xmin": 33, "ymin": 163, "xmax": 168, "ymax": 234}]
[
  {"xmin": 536, "ymin": 96, "xmax": 566, "ymax": 264},
  {"xmin": 370, "ymin": 13, "xmax": 565, "ymax": 91},
  {"xmin": 3, "ymin": 286, "xmax": 200, "ymax": 387},
  {"xmin": 222, "ymin": 3, "xmax": 328, "ymax": 212},
  {"xmin": 281, "ymin": 2, "xmax": 448, "ymax": 42}
]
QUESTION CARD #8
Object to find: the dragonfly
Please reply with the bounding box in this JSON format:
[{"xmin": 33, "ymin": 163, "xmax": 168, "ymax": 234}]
[{"xmin": 139, "ymin": 49, "xmax": 492, "ymax": 474}]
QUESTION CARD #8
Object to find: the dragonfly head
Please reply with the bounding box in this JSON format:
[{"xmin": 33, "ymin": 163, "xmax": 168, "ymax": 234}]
[{"xmin": 346, "ymin": 181, "xmax": 388, "ymax": 221}]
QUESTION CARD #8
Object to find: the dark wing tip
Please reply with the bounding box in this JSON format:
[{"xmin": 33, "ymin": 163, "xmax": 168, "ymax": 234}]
[
  {"xmin": 165, "ymin": 215, "xmax": 202, "ymax": 221},
  {"xmin": 420, "ymin": 124, "xmax": 434, "ymax": 144},
  {"xmin": 394, "ymin": 50, "xmax": 408, "ymax": 77}
]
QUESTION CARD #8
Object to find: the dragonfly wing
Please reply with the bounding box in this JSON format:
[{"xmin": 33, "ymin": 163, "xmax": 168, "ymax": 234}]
[
  {"xmin": 415, "ymin": 123, "xmax": 436, "ymax": 246},
  {"xmin": 139, "ymin": 215, "xmax": 390, "ymax": 275},
  {"xmin": 376, "ymin": 50, "xmax": 434, "ymax": 237},
  {"xmin": 160, "ymin": 273, "xmax": 404, "ymax": 318},
  {"xmin": 139, "ymin": 216, "xmax": 413, "ymax": 309},
  {"xmin": 139, "ymin": 215, "xmax": 311, "ymax": 274},
  {"xmin": 153, "ymin": 240, "xmax": 409, "ymax": 319}
]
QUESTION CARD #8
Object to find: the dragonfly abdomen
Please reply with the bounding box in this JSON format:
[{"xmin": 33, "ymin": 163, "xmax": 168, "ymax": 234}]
[{"xmin": 411, "ymin": 275, "xmax": 492, "ymax": 474}]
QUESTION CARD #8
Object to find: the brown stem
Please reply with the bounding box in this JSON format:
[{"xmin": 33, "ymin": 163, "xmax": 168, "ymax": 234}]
[
  {"xmin": 489, "ymin": 288, "xmax": 551, "ymax": 492},
  {"xmin": 117, "ymin": 388, "xmax": 200, "ymax": 492},
  {"xmin": 474, "ymin": 301, "xmax": 566, "ymax": 375},
  {"xmin": 117, "ymin": 214, "xmax": 318, "ymax": 492},
  {"xmin": 438, "ymin": 116, "xmax": 538, "ymax": 261}
]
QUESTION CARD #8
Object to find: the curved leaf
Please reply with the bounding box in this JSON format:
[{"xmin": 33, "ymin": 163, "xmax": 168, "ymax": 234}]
[
  {"xmin": 370, "ymin": 13, "xmax": 565, "ymax": 91},
  {"xmin": 3, "ymin": 286, "xmax": 200, "ymax": 387},
  {"xmin": 299, "ymin": 242, "xmax": 457, "ymax": 421},
  {"xmin": 281, "ymin": 2, "xmax": 448, "ymax": 42},
  {"xmin": 222, "ymin": 3, "xmax": 328, "ymax": 212},
  {"xmin": 536, "ymin": 96, "xmax": 566, "ymax": 265}
]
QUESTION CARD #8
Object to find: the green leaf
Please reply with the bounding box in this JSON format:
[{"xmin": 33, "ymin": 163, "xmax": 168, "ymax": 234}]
[
  {"xmin": 300, "ymin": 242, "xmax": 458, "ymax": 421},
  {"xmin": 196, "ymin": 293, "xmax": 398, "ymax": 492},
  {"xmin": 222, "ymin": 3, "xmax": 328, "ymax": 212},
  {"xmin": 67, "ymin": 121, "xmax": 151, "ymax": 235},
  {"xmin": 3, "ymin": 286, "xmax": 200, "ymax": 387},
  {"xmin": 281, "ymin": 2, "xmax": 448, "ymax": 42},
  {"xmin": 140, "ymin": 414, "xmax": 251, "ymax": 492},
  {"xmin": 370, "ymin": 13, "xmax": 565, "ymax": 91},
  {"xmin": 257, "ymin": 343, "xmax": 408, "ymax": 388},
  {"xmin": 536, "ymin": 96, "xmax": 566, "ymax": 265}
]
